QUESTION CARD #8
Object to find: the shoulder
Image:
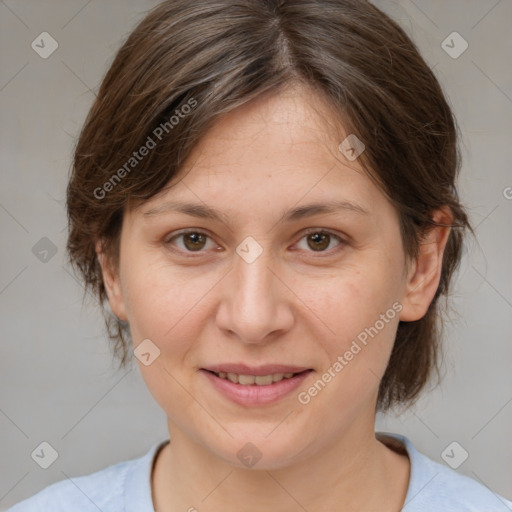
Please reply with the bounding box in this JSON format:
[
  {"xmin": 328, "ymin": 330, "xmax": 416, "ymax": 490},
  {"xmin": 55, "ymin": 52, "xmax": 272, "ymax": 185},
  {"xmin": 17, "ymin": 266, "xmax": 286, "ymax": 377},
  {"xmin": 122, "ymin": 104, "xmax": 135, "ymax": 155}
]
[
  {"xmin": 6, "ymin": 442, "xmax": 166, "ymax": 512},
  {"xmin": 6, "ymin": 460, "xmax": 130, "ymax": 512},
  {"xmin": 377, "ymin": 432, "xmax": 512, "ymax": 512}
]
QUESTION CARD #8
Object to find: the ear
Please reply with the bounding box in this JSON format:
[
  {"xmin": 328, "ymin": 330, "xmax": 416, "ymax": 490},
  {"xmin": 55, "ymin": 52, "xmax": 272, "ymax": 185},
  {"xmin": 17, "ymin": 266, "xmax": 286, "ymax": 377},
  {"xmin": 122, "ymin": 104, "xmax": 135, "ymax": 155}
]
[
  {"xmin": 95, "ymin": 239, "xmax": 128, "ymax": 321},
  {"xmin": 399, "ymin": 206, "xmax": 453, "ymax": 322}
]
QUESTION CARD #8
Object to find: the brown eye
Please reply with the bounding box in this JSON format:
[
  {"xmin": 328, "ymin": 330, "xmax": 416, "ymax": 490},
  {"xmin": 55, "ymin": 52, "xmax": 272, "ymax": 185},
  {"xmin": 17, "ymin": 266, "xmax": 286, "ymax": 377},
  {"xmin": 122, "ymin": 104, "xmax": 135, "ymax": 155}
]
[
  {"xmin": 296, "ymin": 230, "xmax": 344, "ymax": 254},
  {"xmin": 182, "ymin": 232, "xmax": 207, "ymax": 251},
  {"xmin": 166, "ymin": 230, "xmax": 215, "ymax": 253},
  {"xmin": 306, "ymin": 232, "xmax": 331, "ymax": 251}
]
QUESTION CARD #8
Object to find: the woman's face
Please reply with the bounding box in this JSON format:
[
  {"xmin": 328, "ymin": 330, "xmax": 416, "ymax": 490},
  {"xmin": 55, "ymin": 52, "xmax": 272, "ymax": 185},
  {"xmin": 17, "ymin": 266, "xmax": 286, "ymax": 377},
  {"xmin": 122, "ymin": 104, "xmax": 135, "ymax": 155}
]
[{"xmin": 100, "ymin": 85, "xmax": 435, "ymax": 469}]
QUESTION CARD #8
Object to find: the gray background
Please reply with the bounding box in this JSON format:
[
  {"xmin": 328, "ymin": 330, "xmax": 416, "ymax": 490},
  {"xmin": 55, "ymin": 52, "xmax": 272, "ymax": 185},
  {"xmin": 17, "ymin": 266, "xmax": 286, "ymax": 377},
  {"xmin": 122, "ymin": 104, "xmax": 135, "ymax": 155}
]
[{"xmin": 1, "ymin": 0, "xmax": 511, "ymax": 509}]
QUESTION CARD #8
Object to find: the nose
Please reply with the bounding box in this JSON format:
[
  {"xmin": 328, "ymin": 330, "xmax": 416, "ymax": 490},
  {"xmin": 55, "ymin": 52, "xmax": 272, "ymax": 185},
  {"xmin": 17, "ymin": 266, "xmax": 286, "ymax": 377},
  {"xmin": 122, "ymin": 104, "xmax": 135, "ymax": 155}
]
[{"xmin": 215, "ymin": 243, "xmax": 295, "ymax": 345}]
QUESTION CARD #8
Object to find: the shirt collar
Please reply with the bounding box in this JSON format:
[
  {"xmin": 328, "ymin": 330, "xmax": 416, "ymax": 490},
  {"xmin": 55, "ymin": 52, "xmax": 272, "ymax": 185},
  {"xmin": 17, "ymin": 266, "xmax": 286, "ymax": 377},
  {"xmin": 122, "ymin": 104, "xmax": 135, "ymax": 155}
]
[{"xmin": 124, "ymin": 440, "xmax": 169, "ymax": 512}]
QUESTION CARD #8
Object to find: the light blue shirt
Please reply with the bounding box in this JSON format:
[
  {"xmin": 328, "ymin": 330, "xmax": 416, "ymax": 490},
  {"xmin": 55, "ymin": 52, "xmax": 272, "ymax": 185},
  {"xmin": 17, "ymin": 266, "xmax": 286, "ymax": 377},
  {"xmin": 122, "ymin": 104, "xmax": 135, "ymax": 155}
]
[{"xmin": 7, "ymin": 432, "xmax": 512, "ymax": 511}]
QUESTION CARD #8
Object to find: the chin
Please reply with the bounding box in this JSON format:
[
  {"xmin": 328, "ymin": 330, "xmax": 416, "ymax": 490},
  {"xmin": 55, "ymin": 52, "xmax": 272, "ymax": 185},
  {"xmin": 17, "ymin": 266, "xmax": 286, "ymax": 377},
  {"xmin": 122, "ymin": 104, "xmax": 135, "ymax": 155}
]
[{"xmin": 208, "ymin": 430, "xmax": 314, "ymax": 471}]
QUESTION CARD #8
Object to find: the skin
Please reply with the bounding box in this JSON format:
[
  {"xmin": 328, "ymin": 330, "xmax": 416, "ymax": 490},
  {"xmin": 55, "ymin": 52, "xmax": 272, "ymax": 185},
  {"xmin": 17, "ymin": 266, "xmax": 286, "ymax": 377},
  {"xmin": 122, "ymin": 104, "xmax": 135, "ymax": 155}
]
[{"xmin": 96, "ymin": 83, "xmax": 452, "ymax": 511}]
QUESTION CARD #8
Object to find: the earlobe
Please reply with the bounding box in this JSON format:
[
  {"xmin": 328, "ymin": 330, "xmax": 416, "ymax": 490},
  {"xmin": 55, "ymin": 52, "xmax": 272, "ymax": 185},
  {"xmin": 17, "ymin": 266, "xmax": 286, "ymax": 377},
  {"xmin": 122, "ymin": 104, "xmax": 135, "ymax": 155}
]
[
  {"xmin": 399, "ymin": 207, "xmax": 453, "ymax": 322},
  {"xmin": 95, "ymin": 239, "xmax": 128, "ymax": 321}
]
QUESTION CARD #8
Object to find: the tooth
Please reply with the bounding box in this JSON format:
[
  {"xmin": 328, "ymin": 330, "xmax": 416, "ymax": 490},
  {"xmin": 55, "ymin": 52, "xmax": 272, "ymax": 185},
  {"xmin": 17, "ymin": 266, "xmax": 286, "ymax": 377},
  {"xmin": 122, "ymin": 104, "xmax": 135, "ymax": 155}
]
[
  {"xmin": 255, "ymin": 374, "xmax": 273, "ymax": 386},
  {"xmin": 238, "ymin": 374, "xmax": 256, "ymax": 385},
  {"xmin": 227, "ymin": 372, "xmax": 239, "ymax": 383},
  {"xmin": 217, "ymin": 372, "xmax": 297, "ymax": 384}
]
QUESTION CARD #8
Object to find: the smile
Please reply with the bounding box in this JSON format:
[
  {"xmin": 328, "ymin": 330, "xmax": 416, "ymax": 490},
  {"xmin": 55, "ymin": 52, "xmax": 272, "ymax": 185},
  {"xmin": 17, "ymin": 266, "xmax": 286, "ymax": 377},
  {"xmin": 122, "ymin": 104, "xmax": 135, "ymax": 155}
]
[{"xmin": 200, "ymin": 368, "xmax": 313, "ymax": 406}]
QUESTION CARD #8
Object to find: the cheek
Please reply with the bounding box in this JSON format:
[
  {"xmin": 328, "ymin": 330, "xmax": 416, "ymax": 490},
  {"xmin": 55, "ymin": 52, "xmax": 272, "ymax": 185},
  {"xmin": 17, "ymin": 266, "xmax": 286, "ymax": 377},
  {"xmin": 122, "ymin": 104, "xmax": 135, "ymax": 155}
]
[
  {"xmin": 121, "ymin": 256, "xmax": 218, "ymax": 360},
  {"xmin": 125, "ymin": 273, "xmax": 184, "ymax": 338},
  {"xmin": 301, "ymin": 257, "xmax": 402, "ymax": 375},
  {"xmin": 122, "ymin": 262, "xmax": 211, "ymax": 415},
  {"xmin": 291, "ymin": 269, "xmax": 401, "ymax": 437},
  {"xmin": 299, "ymin": 281, "xmax": 399, "ymax": 411},
  {"xmin": 301, "ymin": 261, "xmax": 400, "ymax": 334}
]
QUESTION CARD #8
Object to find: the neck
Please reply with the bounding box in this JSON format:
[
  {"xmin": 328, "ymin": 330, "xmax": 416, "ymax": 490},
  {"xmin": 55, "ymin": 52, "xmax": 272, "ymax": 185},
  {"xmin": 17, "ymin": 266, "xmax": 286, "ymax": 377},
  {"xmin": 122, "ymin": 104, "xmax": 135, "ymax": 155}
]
[{"xmin": 152, "ymin": 413, "xmax": 409, "ymax": 511}]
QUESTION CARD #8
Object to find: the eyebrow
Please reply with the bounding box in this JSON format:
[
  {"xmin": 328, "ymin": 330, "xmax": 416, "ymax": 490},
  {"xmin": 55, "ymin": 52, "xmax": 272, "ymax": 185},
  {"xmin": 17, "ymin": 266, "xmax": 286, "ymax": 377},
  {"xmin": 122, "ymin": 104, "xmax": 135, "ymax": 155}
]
[{"xmin": 142, "ymin": 199, "xmax": 370, "ymax": 225}]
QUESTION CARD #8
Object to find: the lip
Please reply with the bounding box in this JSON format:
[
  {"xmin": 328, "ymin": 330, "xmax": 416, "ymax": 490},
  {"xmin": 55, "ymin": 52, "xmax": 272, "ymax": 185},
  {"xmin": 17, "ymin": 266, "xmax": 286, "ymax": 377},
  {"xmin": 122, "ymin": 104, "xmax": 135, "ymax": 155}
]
[
  {"xmin": 200, "ymin": 368, "xmax": 313, "ymax": 407},
  {"xmin": 202, "ymin": 363, "xmax": 311, "ymax": 376}
]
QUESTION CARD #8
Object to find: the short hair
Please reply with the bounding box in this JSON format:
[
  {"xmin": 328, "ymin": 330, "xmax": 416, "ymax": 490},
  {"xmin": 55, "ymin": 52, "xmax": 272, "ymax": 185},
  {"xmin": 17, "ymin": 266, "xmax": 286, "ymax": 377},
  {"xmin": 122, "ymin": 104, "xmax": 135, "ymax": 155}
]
[{"xmin": 66, "ymin": 0, "xmax": 472, "ymax": 411}]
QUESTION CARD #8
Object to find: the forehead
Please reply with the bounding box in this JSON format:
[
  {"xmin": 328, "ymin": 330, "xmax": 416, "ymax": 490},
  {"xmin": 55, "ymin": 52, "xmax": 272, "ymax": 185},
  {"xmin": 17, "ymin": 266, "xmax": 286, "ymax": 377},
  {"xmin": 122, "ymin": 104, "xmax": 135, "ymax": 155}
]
[
  {"xmin": 188, "ymin": 84, "xmax": 345, "ymax": 167},
  {"xmin": 130, "ymin": 85, "xmax": 395, "ymax": 227}
]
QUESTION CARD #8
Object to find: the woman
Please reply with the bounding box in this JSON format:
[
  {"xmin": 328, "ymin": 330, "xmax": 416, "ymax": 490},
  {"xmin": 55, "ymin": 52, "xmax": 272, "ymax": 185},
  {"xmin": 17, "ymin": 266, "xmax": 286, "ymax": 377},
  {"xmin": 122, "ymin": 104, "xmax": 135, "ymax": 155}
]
[{"xmin": 8, "ymin": 0, "xmax": 512, "ymax": 510}]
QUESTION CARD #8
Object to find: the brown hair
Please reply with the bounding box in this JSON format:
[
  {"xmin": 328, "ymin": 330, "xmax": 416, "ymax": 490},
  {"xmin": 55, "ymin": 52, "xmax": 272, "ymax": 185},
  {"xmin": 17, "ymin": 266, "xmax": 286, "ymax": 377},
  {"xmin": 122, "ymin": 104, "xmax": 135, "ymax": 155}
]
[{"xmin": 66, "ymin": 0, "xmax": 472, "ymax": 411}]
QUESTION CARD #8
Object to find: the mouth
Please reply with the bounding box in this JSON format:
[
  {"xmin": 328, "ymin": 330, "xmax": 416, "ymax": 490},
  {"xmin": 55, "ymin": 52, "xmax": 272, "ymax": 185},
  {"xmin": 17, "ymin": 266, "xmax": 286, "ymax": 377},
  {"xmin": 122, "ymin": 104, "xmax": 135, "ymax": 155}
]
[
  {"xmin": 200, "ymin": 364, "xmax": 314, "ymax": 406},
  {"xmin": 203, "ymin": 369, "xmax": 309, "ymax": 385}
]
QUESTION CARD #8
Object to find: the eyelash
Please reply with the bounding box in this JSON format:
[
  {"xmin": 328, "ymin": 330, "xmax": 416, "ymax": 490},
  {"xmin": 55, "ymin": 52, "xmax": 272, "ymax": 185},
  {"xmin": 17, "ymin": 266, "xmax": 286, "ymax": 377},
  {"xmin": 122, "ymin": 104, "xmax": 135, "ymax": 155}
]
[{"xmin": 164, "ymin": 228, "xmax": 347, "ymax": 257}]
